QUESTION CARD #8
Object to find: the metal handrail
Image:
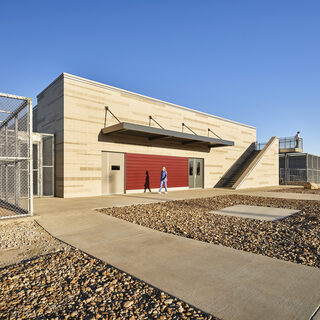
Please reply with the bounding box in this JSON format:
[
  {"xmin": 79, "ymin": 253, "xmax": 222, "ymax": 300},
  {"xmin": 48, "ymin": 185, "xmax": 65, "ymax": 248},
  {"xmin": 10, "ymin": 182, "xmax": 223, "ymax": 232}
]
[
  {"xmin": 255, "ymin": 142, "xmax": 267, "ymax": 151},
  {"xmin": 256, "ymin": 137, "xmax": 303, "ymax": 151},
  {"xmin": 279, "ymin": 136, "xmax": 303, "ymax": 150}
]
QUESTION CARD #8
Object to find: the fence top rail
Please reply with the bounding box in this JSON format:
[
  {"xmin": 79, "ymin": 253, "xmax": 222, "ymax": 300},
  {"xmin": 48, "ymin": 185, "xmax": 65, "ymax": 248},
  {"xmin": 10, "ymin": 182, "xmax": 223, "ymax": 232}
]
[
  {"xmin": 33, "ymin": 132, "xmax": 54, "ymax": 138},
  {"xmin": 0, "ymin": 92, "xmax": 32, "ymax": 102},
  {"xmin": 279, "ymin": 136, "xmax": 303, "ymax": 140}
]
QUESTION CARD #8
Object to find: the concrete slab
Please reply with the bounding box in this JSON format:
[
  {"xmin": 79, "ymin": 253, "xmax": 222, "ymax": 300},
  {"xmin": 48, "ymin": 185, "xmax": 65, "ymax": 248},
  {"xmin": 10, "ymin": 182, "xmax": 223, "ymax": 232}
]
[
  {"xmin": 210, "ymin": 204, "xmax": 300, "ymax": 221},
  {"xmin": 33, "ymin": 191, "xmax": 320, "ymax": 320}
]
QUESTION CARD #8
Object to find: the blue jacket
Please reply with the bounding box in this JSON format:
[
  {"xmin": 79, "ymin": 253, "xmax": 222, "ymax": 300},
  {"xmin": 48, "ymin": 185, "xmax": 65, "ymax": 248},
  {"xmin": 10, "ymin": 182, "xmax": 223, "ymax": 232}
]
[{"xmin": 160, "ymin": 170, "xmax": 167, "ymax": 181}]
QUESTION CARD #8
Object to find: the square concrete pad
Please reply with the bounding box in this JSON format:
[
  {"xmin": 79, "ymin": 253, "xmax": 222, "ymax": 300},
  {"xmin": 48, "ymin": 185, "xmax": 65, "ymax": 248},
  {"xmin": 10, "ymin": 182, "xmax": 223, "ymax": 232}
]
[{"xmin": 210, "ymin": 205, "xmax": 300, "ymax": 221}]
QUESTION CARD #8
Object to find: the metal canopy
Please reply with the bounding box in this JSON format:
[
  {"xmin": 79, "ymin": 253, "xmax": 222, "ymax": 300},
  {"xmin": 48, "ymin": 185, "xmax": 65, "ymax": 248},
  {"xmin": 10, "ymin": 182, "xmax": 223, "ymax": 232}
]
[{"xmin": 101, "ymin": 122, "xmax": 234, "ymax": 148}]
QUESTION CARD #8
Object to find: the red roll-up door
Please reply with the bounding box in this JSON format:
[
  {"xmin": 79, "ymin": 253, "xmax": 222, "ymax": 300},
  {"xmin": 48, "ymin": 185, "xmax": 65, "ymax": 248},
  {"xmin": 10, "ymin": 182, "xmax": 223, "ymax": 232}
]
[{"xmin": 126, "ymin": 153, "xmax": 188, "ymax": 190}]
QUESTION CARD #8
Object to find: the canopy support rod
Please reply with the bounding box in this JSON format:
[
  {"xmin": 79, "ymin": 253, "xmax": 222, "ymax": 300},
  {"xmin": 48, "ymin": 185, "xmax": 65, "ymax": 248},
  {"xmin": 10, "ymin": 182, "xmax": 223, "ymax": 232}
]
[
  {"xmin": 104, "ymin": 106, "xmax": 121, "ymax": 127},
  {"xmin": 182, "ymin": 123, "xmax": 197, "ymax": 135},
  {"xmin": 149, "ymin": 116, "xmax": 164, "ymax": 129},
  {"xmin": 208, "ymin": 128, "xmax": 222, "ymax": 140}
]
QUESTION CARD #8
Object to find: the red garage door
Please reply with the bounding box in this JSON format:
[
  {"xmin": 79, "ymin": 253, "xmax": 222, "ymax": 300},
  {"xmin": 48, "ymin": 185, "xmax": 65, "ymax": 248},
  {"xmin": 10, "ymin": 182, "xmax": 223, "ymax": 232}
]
[{"xmin": 126, "ymin": 153, "xmax": 188, "ymax": 190}]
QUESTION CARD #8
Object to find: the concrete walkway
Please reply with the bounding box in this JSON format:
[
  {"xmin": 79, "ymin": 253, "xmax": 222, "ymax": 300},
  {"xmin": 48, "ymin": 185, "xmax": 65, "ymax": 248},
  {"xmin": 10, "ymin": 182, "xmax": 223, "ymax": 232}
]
[
  {"xmin": 238, "ymin": 189, "xmax": 320, "ymax": 201},
  {"xmin": 34, "ymin": 188, "xmax": 320, "ymax": 320}
]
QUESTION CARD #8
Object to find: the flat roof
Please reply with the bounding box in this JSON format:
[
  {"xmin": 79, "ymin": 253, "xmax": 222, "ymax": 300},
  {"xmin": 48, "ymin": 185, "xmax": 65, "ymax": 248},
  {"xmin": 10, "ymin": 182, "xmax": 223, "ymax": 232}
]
[
  {"xmin": 37, "ymin": 73, "xmax": 256, "ymax": 130},
  {"xmin": 101, "ymin": 122, "xmax": 234, "ymax": 149},
  {"xmin": 279, "ymin": 152, "xmax": 319, "ymax": 158}
]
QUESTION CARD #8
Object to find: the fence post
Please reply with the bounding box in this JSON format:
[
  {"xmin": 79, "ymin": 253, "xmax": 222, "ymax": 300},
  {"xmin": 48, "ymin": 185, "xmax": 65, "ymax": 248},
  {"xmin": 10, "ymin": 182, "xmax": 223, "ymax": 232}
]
[
  {"xmin": 14, "ymin": 115, "xmax": 19, "ymax": 205},
  {"xmin": 28, "ymin": 99, "xmax": 33, "ymax": 216},
  {"xmin": 284, "ymin": 153, "xmax": 288, "ymax": 184},
  {"xmin": 5, "ymin": 125, "xmax": 8, "ymax": 202}
]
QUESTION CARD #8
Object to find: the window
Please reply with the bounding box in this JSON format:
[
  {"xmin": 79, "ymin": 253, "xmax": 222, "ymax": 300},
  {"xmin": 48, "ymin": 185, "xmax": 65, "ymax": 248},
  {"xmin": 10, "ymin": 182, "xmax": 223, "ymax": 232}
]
[
  {"xmin": 197, "ymin": 162, "xmax": 201, "ymax": 175},
  {"xmin": 189, "ymin": 160, "xmax": 193, "ymax": 176}
]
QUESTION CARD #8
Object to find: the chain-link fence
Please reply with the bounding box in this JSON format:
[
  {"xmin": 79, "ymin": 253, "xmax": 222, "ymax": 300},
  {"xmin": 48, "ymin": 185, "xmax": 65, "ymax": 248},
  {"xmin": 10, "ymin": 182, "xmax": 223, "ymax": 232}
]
[
  {"xmin": 0, "ymin": 93, "xmax": 32, "ymax": 219},
  {"xmin": 279, "ymin": 153, "xmax": 320, "ymax": 185}
]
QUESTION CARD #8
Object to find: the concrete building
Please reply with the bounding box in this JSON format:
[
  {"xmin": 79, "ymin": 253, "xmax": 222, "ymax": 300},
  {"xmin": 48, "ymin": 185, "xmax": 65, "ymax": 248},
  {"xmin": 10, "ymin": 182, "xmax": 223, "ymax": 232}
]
[{"xmin": 33, "ymin": 73, "xmax": 279, "ymax": 198}]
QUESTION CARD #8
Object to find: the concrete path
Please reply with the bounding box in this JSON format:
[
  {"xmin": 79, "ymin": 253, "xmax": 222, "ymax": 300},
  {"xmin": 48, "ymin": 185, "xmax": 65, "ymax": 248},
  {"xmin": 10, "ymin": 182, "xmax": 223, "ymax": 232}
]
[
  {"xmin": 34, "ymin": 189, "xmax": 320, "ymax": 320},
  {"xmin": 238, "ymin": 189, "xmax": 320, "ymax": 201}
]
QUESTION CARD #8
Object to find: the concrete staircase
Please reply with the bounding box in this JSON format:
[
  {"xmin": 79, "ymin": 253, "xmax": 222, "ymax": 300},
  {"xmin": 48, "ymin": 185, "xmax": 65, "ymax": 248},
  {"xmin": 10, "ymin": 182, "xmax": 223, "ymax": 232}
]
[{"xmin": 222, "ymin": 150, "xmax": 261, "ymax": 188}]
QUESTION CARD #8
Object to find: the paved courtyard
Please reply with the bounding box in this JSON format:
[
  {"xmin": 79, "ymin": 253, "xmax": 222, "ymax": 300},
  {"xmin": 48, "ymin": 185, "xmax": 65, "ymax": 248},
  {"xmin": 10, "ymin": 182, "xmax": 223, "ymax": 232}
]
[{"xmin": 32, "ymin": 187, "xmax": 320, "ymax": 320}]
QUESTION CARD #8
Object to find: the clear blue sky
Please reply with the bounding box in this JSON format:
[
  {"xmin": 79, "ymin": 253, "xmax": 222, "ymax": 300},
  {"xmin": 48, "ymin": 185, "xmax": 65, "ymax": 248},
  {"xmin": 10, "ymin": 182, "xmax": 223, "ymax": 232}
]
[{"xmin": 1, "ymin": 1, "xmax": 319, "ymax": 154}]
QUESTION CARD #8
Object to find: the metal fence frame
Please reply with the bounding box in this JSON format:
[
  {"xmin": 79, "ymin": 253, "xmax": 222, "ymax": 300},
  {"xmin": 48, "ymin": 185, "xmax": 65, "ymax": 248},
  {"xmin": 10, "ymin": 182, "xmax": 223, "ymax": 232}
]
[
  {"xmin": 0, "ymin": 93, "xmax": 33, "ymax": 219},
  {"xmin": 33, "ymin": 132, "xmax": 54, "ymax": 197},
  {"xmin": 279, "ymin": 153, "xmax": 320, "ymax": 185}
]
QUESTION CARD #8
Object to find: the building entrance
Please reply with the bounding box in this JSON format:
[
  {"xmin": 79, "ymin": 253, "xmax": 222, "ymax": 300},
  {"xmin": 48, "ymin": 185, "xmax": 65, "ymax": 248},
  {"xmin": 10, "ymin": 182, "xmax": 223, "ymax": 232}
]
[
  {"xmin": 188, "ymin": 158, "xmax": 204, "ymax": 188},
  {"xmin": 102, "ymin": 152, "xmax": 125, "ymax": 194}
]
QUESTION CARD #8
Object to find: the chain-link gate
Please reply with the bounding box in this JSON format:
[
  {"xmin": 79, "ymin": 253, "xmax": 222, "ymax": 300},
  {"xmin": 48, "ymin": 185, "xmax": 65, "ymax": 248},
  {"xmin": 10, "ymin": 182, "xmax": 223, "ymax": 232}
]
[
  {"xmin": 0, "ymin": 93, "xmax": 32, "ymax": 219},
  {"xmin": 33, "ymin": 133, "xmax": 54, "ymax": 197}
]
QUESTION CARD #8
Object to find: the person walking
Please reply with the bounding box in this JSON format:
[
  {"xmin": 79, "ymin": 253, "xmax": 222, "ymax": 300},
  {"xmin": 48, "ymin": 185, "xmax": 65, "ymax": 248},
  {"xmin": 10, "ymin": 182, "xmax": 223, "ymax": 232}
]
[
  {"xmin": 295, "ymin": 131, "xmax": 301, "ymax": 148},
  {"xmin": 144, "ymin": 170, "xmax": 151, "ymax": 193},
  {"xmin": 158, "ymin": 166, "xmax": 168, "ymax": 194}
]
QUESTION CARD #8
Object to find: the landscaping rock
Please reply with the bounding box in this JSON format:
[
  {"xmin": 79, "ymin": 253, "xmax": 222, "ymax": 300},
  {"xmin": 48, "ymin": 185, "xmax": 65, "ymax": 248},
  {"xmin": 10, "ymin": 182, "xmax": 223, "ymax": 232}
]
[
  {"xmin": 0, "ymin": 248, "xmax": 216, "ymax": 319},
  {"xmin": 123, "ymin": 300, "xmax": 134, "ymax": 308},
  {"xmin": 164, "ymin": 299, "xmax": 173, "ymax": 305}
]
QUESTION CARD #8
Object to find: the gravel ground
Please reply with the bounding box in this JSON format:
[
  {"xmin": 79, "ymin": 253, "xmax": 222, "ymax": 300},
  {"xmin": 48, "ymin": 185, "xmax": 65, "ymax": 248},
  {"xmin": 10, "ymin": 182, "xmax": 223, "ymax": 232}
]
[
  {"xmin": 0, "ymin": 248, "xmax": 216, "ymax": 320},
  {"xmin": 271, "ymin": 187, "xmax": 320, "ymax": 194},
  {"xmin": 0, "ymin": 221, "xmax": 216, "ymax": 319},
  {"xmin": 0, "ymin": 220, "xmax": 66, "ymax": 268},
  {"xmin": 98, "ymin": 195, "xmax": 320, "ymax": 268}
]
